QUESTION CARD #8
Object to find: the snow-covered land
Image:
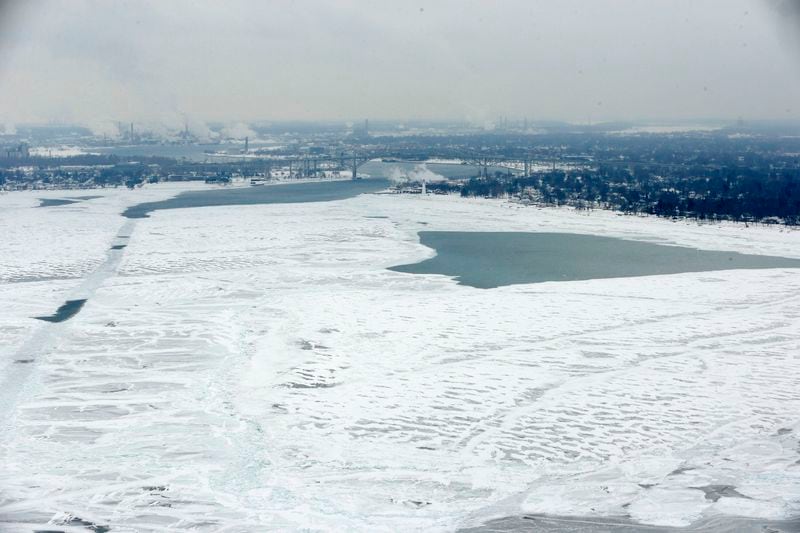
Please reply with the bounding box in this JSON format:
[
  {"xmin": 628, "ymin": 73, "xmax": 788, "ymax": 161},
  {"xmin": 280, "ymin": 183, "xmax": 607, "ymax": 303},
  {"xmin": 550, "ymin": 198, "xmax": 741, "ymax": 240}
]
[{"xmin": 1, "ymin": 184, "xmax": 800, "ymax": 531}]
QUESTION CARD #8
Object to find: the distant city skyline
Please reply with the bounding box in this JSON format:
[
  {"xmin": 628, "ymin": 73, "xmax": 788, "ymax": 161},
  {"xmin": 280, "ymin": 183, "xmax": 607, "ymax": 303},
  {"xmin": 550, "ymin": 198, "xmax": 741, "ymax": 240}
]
[{"xmin": 1, "ymin": 0, "xmax": 799, "ymax": 128}]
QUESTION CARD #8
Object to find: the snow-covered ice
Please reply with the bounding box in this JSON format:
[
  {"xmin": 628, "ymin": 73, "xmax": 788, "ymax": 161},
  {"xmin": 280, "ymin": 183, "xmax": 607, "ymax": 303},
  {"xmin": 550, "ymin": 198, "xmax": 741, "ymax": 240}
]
[{"xmin": 1, "ymin": 184, "xmax": 800, "ymax": 531}]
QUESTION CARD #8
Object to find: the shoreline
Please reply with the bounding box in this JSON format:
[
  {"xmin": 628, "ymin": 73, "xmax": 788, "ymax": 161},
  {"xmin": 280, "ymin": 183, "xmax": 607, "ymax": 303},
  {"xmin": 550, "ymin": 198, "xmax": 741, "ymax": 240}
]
[
  {"xmin": 366, "ymin": 193, "xmax": 800, "ymax": 264},
  {"xmin": 9, "ymin": 175, "xmax": 800, "ymax": 235}
]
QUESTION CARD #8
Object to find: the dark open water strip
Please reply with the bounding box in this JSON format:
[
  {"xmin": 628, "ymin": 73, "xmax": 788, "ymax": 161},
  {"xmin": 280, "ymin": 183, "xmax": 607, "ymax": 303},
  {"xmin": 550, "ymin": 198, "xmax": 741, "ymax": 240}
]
[
  {"xmin": 33, "ymin": 299, "xmax": 87, "ymax": 323},
  {"xmin": 390, "ymin": 231, "xmax": 800, "ymax": 288},
  {"xmin": 38, "ymin": 198, "xmax": 79, "ymax": 207},
  {"xmin": 38, "ymin": 196, "xmax": 102, "ymax": 208},
  {"xmin": 123, "ymin": 178, "xmax": 390, "ymax": 218}
]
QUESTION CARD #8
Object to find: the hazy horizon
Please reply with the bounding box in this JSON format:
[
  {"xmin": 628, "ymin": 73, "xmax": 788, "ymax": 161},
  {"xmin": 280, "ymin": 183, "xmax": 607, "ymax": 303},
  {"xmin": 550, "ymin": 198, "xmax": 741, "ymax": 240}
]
[{"xmin": 1, "ymin": 0, "xmax": 800, "ymax": 131}]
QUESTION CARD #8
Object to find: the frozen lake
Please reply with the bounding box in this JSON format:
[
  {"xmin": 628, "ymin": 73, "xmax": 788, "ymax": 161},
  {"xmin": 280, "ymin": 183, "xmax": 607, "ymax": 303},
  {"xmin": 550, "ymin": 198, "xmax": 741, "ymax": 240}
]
[
  {"xmin": 2, "ymin": 183, "xmax": 800, "ymax": 531},
  {"xmin": 391, "ymin": 231, "xmax": 800, "ymax": 288}
]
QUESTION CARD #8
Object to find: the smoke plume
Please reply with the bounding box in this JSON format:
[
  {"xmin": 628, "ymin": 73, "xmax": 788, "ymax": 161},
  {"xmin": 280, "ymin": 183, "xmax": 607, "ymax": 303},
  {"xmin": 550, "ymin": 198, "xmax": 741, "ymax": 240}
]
[
  {"xmin": 388, "ymin": 164, "xmax": 446, "ymax": 184},
  {"xmin": 220, "ymin": 122, "xmax": 257, "ymax": 140}
]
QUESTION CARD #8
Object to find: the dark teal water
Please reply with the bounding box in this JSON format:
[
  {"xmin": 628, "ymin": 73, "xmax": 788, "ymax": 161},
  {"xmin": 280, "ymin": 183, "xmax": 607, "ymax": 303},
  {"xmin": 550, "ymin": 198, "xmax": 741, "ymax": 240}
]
[
  {"xmin": 123, "ymin": 178, "xmax": 390, "ymax": 218},
  {"xmin": 39, "ymin": 196, "xmax": 101, "ymax": 208},
  {"xmin": 34, "ymin": 299, "xmax": 87, "ymax": 322},
  {"xmin": 120, "ymin": 160, "xmax": 503, "ymax": 218},
  {"xmin": 38, "ymin": 198, "xmax": 79, "ymax": 207},
  {"xmin": 390, "ymin": 231, "xmax": 800, "ymax": 288}
]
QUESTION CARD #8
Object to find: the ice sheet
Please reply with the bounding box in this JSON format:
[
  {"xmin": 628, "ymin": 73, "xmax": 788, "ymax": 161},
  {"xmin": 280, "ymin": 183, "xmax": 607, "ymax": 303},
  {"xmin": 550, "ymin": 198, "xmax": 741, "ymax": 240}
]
[{"xmin": 1, "ymin": 187, "xmax": 799, "ymax": 531}]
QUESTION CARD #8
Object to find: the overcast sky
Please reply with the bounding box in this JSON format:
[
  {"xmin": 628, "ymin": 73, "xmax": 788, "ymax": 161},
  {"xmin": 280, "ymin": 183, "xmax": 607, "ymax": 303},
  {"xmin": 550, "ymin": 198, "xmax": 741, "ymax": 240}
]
[{"xmin": 0, "ymin": 0, "xmax": 798, "ymax": 127}]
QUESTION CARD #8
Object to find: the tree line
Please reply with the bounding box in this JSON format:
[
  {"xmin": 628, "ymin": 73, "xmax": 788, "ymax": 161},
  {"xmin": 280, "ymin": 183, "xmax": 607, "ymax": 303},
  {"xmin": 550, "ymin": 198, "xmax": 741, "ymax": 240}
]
[{"xmin": 432, "ymin": 165, "xmax": 800, "ymax": 225}]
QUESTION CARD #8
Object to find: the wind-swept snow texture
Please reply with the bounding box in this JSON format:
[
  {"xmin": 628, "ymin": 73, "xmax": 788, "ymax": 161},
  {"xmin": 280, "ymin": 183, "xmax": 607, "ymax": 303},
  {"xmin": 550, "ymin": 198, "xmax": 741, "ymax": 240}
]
[{"xmin": 1, "ymin": 185, "xmax": 800, "ymax": 532}]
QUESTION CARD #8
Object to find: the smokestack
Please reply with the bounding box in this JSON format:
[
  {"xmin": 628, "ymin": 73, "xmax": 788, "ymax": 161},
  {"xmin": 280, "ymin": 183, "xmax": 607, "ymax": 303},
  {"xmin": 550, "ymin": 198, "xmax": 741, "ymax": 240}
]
[
  {"xmin": 130, "ymin": 122, "xmax": 134, "ymax": 141},
  {"xmin": 245, "ymin": 136, "xmax": 249, "ymax": 152}
]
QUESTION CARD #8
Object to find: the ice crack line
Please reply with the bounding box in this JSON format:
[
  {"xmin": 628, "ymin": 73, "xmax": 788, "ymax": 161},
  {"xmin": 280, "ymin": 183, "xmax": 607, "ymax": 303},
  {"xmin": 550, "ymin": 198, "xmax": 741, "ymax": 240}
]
[{"xmin": 0, "ymin": 219, "xmax": 137, "ymax": 433}]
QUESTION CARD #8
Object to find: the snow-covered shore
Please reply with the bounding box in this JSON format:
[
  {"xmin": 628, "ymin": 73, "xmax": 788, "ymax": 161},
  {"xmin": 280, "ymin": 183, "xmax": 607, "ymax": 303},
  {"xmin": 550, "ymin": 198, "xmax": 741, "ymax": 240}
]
[{"xmin": 1, "ymin": 185, "xmax": 799, "ymax": 531}]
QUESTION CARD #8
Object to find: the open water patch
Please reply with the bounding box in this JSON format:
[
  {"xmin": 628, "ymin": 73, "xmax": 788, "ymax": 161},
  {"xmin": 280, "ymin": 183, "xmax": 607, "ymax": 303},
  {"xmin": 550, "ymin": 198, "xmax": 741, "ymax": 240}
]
[
  {"xmin": 123, "ymin": 178, "xmax": 390, "ymax": 218},
  {"xmin": 38, "ymin": 198, "xmax": 79, "ymax": 207},
  {"xmin": 390, "ymin": 231, "xmax": 800, "ymax": 288},
  {"xmin": 38, "ymin": 195, "xmax": 102, "ymax": 208},
  {"xmin": 33, "ymin": 299, "xmax": 88, "ymax": 323}
]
